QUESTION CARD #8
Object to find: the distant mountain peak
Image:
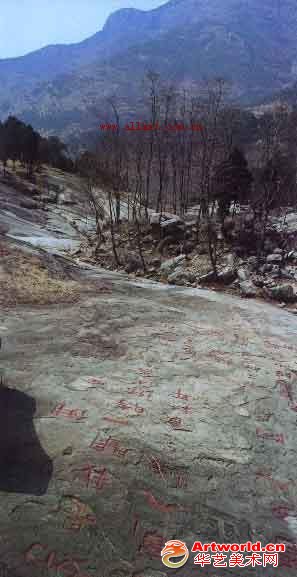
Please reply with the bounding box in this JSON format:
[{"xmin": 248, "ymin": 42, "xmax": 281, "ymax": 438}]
[
  {"xmin": 1, "ymin": 0, "xmax": 297, "ymax": 142},
  {"xmin": 103, "ymin": 7, "xmax": 146, "ymax": 32}
]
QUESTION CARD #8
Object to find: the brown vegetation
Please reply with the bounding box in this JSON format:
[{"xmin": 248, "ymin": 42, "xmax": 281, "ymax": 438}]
[{"xmin": 0, "ymin": 242, "xmax": 81, "ymax": 307}]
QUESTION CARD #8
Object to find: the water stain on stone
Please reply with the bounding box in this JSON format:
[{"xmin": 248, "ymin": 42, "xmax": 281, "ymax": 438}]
[{"xmin": 0, "ymin": 386, "xmax": 53, "ymax": 495}]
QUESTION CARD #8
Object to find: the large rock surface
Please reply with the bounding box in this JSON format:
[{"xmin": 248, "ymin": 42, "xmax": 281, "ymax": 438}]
[
  {"xmin": 1, "ymin": 263, "xmax": 297, "ymax": 576},
  {"xmin": 1, "ymin": 187, "xmax": 297, "ymax": 576}
]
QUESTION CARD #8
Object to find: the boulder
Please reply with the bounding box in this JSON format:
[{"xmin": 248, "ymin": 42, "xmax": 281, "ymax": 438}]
[
  {"xmin": 237, "ymin": 267, "xmax": 251, "ymax": 282},
  {"xmin": 50, "ymin": 183, "xmax": 63, "ymax": 194},
  {"xmin": 157, "ymin": 236, "xmax": 175, "ymax": 255},
  {"xmin": 40, "ymin": 191, "xmax": 58, "ymax": 203},
  {"xmin": 150, "ymin": 213, "xmax": 164, "ymax": 240},
  {"xmin": 253, "ymin": 276, "xmax": 265, "ymax": 288},
  {"xmin": 199, "ymin": 271, "xmax": 217, "ymax": 284},
  {"xmin": 260, "ymin": 263, "xmax": 272, "ymax": 274},
  {"xmin": 162, "ymin": 212, "xmax": 183, "ymax": 221},
  {"xmin": 160, "ymin": 218, "xmax": 185, "ymax": 239},
  {"xmin": 287, "ymin": 250, "xmax": 297, "ymax": 261},
  {"xmin": 150, "ymin": 257, "xmax": 161, "ymax": 268},
  {"xmin": 160, "ymin": 254, "xmax": 186, "ymax": 276},
  {"xmin": 150, "ymin": 212, "xmax": 184, "ymax": 240},
  {"xmin": 142, "ymin": 234, "xmax": 153, "ymax": 245},
  {"xmin": 22, "ymin": 183, "xmax": 40, "ymax": 196},
  {"xmin": 247, "ymin": 256, "xmax": 258, "ymax": 269},
  {"xmin": 58, "ymin": 191, "xmax": 75, "ymax": 205},
  {"xmin": 268, "ymin": 283, "xmax": 297, "ymax": 303},
  {"xmin": 168, "ymin": 267, "xmax": 196, "ymax": 285},
  {"xmin": 20, "ymin": 199, "xmax": 41, "ymax": 210},
  {"xmin": 267, "ymin": 253, "xmax": 282, "ymax": 264},
  {"xmin": 149, "ymin": 213, "xmax": 163, "ymax": 226},
  {"xmin": 281, "ymin": 267, "xmax": 296, "ymax": 280},
  {"xmin": 124, "ymin": 253, "xmax": 143, "ymax": 274},
  {"xmin": 239, "ymin": 280, "xmax": 257, "ymax": 298},
  {"xmin": 225, "ymin": 253, "xmax": 237, "ymax": 268},
  {"xmin": 217, "ymin": 267, "xmax": 237, "ymax": 285},
  {"xmin": 180, "ymin": 240, "xmax": 196, "ymax": 255}
]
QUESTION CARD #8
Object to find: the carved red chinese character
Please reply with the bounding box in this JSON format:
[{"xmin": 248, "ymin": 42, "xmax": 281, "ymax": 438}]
[
  {"xmin": 117, "ymin": 399, "xmax": 130, "ymax": 410},
  {"xmin": 51, "ymin": 403, "xmax": 87, "ymax": 421},
  {"xmin": 138, "ymin": 368, "xmax": 153, "ymax": 377},
  {"xmin": 279, "ymin": 380, "xmax": 293, "ymax": 401},
  {"xmin": 256, "ymin": 428, "xmax": 285, "ymax": 444},
  {"xmin": 175, "ymin": 389, "xmax": 192, "ymax": 401},
  {"xmin": 143, "ymin": 490, "xmax": 186, "ymax": 513},
  {"xmin": 73, "ymin": 464, "xmax": 111, "ymax": 492},
  {"xmin": 142, "ymin": 532, "xmax": 164, "ymax": 559},
  {"xmin": 90, "ymin": 435, "xmax": 129, "ymax": 458},
  {"xmin": 168, "ymin": 416, "xmax": 183, "ymax": 429},
  {"xmin": 117, "ymin": 399, "xmax": 144, "ymax": 414},
  {"xmin": 86, "ymin": 377, "xmax": 105, "ymax": 386}
]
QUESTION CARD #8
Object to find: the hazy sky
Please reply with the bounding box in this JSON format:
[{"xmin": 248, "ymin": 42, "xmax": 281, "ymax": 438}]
[{"xmin": 0, "ymin": 0, "xmax": 168, "ymax": 59}]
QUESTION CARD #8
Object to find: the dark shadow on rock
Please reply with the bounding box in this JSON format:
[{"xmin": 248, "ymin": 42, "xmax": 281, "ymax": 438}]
[{"xmin": 0, "ymin": 386, "xmax": 53, "ymax": 495}]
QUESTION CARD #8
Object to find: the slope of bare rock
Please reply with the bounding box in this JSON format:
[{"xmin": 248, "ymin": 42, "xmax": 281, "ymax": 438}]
[
  {"xmin": 1, "ymin": 258, "xmax": 297, "ymax": 576},
  {"xmin": 1, "ymin": 174, "xmax": 297, "ymax": 575}
]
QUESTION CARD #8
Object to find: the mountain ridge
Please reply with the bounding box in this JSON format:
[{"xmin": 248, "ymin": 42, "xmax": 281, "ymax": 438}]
[{"xmin": 1, "ymin": 0, "xmax": 297, "ymax": 143}]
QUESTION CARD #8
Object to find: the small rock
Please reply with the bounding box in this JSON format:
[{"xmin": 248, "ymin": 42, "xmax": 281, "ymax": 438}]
[
  {"xmin": 253, "ymin": 276, "xmax": 264, "ymax": 288},
  {"xmin": 239, "ymin": 280, "xmax": 257, "ymax": 297}
]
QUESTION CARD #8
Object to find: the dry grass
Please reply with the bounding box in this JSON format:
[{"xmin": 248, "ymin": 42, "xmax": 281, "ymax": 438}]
[{"xmin": 0, "ymin": 242, "xmax": 81, "ymax": 306}]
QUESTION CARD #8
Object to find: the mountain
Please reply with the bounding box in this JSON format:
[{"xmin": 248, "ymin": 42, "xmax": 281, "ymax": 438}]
[{"xmin": 1, "ymin": 0, "xmax": 297, "ymax": 144}]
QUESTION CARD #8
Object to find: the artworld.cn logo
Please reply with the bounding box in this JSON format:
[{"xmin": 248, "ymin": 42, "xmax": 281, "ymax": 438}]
[{"xmin": 161, "ymin": 540, "xmax": 189, "ymax": 568}]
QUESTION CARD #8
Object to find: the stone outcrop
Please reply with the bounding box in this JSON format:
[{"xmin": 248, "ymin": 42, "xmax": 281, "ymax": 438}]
[{"xmin": 160, "ymin": 254, "xmax": 186, "ymax": 276}]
